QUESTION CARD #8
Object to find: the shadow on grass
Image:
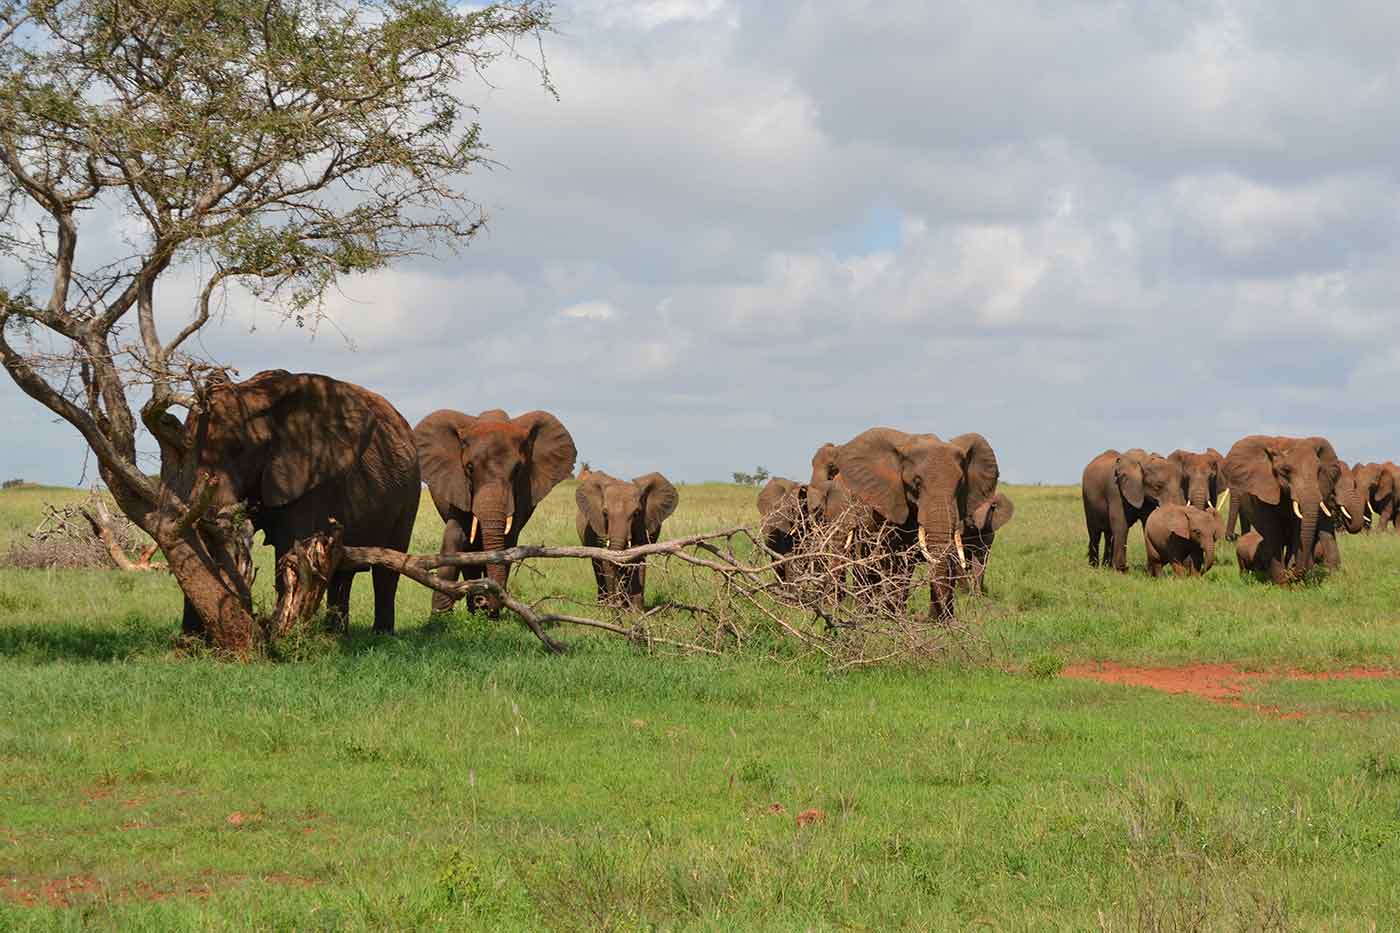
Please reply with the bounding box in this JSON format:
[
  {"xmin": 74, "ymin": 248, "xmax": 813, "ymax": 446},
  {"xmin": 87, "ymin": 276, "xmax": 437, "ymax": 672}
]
[{"xmin": 0, "ymin": 616, "xmax": 174, "ymax": 662}]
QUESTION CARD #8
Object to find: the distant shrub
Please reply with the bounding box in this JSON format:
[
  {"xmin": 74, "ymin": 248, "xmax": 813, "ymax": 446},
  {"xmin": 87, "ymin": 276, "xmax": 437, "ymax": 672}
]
[
  {"xmin": 732, "ymin": 466, "xmax": 771, "ymax": 487},
  {"xmin": 2, "ymin": 478, "xmax": 25, "ymax": 489}
]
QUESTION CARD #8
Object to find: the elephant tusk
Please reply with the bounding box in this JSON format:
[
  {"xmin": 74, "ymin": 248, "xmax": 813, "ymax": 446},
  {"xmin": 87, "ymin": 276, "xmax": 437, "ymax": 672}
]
[
  {"xmin": 1319, "ymin": 501, "xmax": 1332, "ymax": 518},
  {"xmin": 1340, "ymin": 504, "xmax": 1353, "ymax": 522},
  {"xmin": 843, "ymin": 530, "xmax": 854, "ymax": 551},
  {"xmin": 469, "ymin": 516, "xmax": 479, "ymax": 544},
  {"xmin": 1292, "ymin": 500, "xmax": 1304, "ymax": 520},
  {"xmin": 954, "ymin": 530, "xmax": 967, "ymax": 571},
  {"xmin": 918, "ymin": 527, "xmax": 934, "ymax": 564},
  {"xmin": 503, "ymin": 514, "xmax": 513, "ymax": 536},
  {"xmin": 1367, "ymin": 501, "xmax": 1377, "ymax": 518}
]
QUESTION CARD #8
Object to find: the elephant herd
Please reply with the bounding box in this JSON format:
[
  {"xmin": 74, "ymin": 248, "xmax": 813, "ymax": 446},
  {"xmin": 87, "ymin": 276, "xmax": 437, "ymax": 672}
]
[
  {"xmin": 1080, "ymin": 438, "xmax": 1400, "ymax": 584},
  {"xmin": 756, "ymin": 428, "xmax": 1015, "ymax": 621},
  {"xmin": 180, "ymin": 369, "xmax": 681, "ymax": 635},
  {"xmin": 176, "ymin": 369, "xmax": 1392, "ymax": 640}
]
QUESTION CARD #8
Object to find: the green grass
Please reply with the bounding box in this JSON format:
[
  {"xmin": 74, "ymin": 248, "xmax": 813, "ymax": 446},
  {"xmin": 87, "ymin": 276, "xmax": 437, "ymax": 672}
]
[{"xmin": 2, "ymin": 481, "xmax": 1399, "ymax": 929}]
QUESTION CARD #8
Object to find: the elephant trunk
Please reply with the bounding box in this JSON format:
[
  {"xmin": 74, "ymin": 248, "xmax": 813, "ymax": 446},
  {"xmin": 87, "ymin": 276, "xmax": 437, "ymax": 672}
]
[
  {"xmin": 474, "ymin": 486, "xmax": 513, "ymax": 613},
  {"xmin": 1187, "ymin": 474, "xmax": 1209, "ymax": 511},
  {"xmin": 918, "ymin": 493, "xmax": 961, "ymax": 619},
  {"xmin": 1341, "ymin": 481, "xmax": 1367, "ymax": 534},
  {"xmin": 1294, "ymin": 486, "xmax": 1319, "ymax": 576},
  {"xmin": 1200, "ymin": 536, "xmax": 1216, "ymax": 573}
]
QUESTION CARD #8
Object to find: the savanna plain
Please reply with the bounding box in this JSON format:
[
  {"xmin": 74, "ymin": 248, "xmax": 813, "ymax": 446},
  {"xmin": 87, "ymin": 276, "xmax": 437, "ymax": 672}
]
[{"xmin": 2, "ymin": 481, "xmax": 1399, "ymax": 930}]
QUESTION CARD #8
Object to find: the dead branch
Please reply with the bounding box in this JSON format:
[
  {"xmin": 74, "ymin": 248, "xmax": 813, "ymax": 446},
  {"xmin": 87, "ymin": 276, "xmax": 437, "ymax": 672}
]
[{"xmin": 79, "ymin": 497, "xmax": 160, "ymax": 571}]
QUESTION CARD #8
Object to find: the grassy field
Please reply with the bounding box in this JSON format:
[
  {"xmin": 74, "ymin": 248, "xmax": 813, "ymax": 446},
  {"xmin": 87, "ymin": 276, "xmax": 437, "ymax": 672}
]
[{"xmin": 2, "ymin": 481, "xmax": 1399, "ymax": 929}]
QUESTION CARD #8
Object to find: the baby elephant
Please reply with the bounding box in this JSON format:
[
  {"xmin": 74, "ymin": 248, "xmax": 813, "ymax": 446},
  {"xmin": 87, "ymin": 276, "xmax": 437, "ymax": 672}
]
[
  {"xmin": 576, "ymin": 471, "xmax": 680, "ymax": 609},
  {"xmin": 1235, "ymin": 530, "xmax": 1264, "ymax": 576},
  {"xmin": 1143, "ymin": 504, "xmax": 1226, "ymax": 577}
]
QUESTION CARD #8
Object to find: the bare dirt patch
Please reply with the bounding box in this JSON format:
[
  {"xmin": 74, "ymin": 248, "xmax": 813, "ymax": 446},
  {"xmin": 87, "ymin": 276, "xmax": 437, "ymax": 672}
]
[{"xmin": 1062, "ymin": 662, "xmax": 1397, "ymax": 718}]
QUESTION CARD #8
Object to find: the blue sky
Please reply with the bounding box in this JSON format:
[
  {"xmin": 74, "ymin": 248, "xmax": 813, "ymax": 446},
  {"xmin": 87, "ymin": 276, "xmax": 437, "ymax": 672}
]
[{"xmin": 5, "ymin": 0, "xmax": 1400, "ymax": 486}]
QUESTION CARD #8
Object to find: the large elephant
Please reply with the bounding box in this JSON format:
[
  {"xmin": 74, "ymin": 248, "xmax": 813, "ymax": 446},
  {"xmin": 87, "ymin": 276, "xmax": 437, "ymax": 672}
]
[
  {"xmin": 1169, "ymin": 448, "xmax": 1225, "ymax": 510},
  {"xmin": 756, "ymin": 477, "xmax": 808, "ymax": 581},
  {"xmin": 1312, "ymin": 460, "xmax": 1368, "ymax": 569},
  {"xmin": 1080, "ymin": 449, "xmax": 1185, "ymax": 571},
  {"xmin": 833, "ymin": 428, "xmax": 1008, "ymax": 621},
  {"xmin": 576, "ymin": 471, "xmax": 679, "ymax": 609},
  {"xmin": 1353, "ymin": 461, "xmax": 1399, "ymax": 532},
  {"xmin": 1222, "ymin": 435, "xmax": 1347, "ymax": 583},
  {"xmin": 1143, "ymin": 504, "xmax": 1225, "ymax": 577},
  {"xmin": 180, "ymin": 370, "xmax": 420, "ymax": 635},
  {"xmin": 414, "ymin": 409, "xmax": 576, "ymax": 614}
]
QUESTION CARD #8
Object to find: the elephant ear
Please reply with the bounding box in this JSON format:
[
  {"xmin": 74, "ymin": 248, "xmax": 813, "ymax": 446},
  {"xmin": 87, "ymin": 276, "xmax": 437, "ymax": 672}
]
[
  {"xmin": 757, "ymin": 478, "xmax": 799, "ymax": 533},
  {"xmin": 635, "ymin": 472, "xmax": 679, "ymax": 536},
  {"xmin": 1379, "ymin": 467, "xmax": 1396, "ymax": 500},
  {"xmin": 255, "ymin": 373, "xmax": 378, "ymax": 508},
  {"xmin": 414, "ymin": 409, "xmax": 475, "ymax": 514},
  {"xmin": 810, "ymin": 443, "xmax": 840, "ymax": 487},
  {"xmin": 575, "ymin": 473, "xmax": 606, "ymax": 537},
  {"xmin": 1115, "ymin": 454, "xmax": 1146, "ymax": 510},
  {"xmin": 950, "ymin": 433, "xmax": 1000, "ymax": 520},
  {"xmin": 970, "ymin": 491, "xmax": 1015, "ymax": 532},
  {"xmin": 834, "ymin": 428, "xmax": 913, "ymax": 525},
  {"xmin": 1224, "ymin": 436, "xmax": 1283, "ymax": 507},
  {"xmin": 514, "ymin": 411, "xmax": 577, "ymax": 504}
]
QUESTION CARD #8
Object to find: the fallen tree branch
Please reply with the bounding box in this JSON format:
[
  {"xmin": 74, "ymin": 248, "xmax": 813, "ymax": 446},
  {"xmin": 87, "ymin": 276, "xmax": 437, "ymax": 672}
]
[{"xmin": 79, "ymin": 498, "xmax": 161, "ymax": 571}]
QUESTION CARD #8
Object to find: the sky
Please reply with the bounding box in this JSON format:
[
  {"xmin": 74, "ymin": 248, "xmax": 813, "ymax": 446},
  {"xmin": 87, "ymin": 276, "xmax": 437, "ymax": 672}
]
[{"xmin": 5, "ymin": 0, "xmax": 1400, "ymax": 486}]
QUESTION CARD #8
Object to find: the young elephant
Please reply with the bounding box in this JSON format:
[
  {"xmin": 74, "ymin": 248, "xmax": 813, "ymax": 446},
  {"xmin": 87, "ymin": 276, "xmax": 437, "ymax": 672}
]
[
  {"xmin": 1143, "ymin": 504, "xmax": 1225, "ymax": 577},
  {"xmin": 1235, "ymin": 530, "xmax": 1264, "ymax": 576},
  {"xmin": 756, "ymin": 477, "xmax": 809, "ymax": 581},
  {"xmin": 576, "ymin": 471, "xmax": 679, "ymax": 609}
]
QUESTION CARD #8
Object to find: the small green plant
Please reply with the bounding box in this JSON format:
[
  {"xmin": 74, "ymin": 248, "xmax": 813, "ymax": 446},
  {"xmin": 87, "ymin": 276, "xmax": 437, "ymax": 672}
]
[{"xmin": 1026, "ymin": 654, "xmax": 1064, "ymax": 679}]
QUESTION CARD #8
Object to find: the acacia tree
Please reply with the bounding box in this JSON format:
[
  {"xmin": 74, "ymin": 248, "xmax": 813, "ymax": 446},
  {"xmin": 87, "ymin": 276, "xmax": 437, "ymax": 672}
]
[{"xmin": 0, "ymin": 0, "xmax": 552, "ymax": 655}]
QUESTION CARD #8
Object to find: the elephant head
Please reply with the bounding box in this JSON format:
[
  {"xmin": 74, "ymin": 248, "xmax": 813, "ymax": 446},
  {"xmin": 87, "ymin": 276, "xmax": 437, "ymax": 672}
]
[
  {"xmin": 1113, "ymin": 449, "xmax": 1185, "ymax": 511},
  {"xmin": 1161, "ymin": 505, "xmax": 1226, "ymax": 572},
  {"xmin": 576, "ymin": 471, "xmax": 679, "ymax": 551},
  {"xmin": 415, "ymin": 408, "xmax": 576, "ymax": 602},
  {"xmin": 1224, "ymin": 435, "xmax": 1343, "ymax": 576},
  {"xmin": 1332, "ymin": 461, "xmax": 1368, "ymax": 535},
  {"xmin": 834, "ymin": 428, "xmax": 1002, "ymax": 616},
  {"xmin": 190, "ymin": 370, "xmax": 384, "ymax": 525},
  {"xmin": 757, "ymin": 477, "xmax": 807, "ymax": 540},
  {"xmin": 1353, "ymin": 462, "xmax": 1396, "ymax": 524},
  {"xmin": 1169, "ymin": 448, "xmax": 1225, "ymax": 510},
  {"xmin": 806, "ymin": 443, "xmax": 842, "ymax": 521}
]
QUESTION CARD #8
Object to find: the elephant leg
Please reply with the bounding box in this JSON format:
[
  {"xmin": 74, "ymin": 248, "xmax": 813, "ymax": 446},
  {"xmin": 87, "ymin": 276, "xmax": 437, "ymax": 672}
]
[
  {"xmin": 1318, "ymin": 533, "xmax": 1341, "ymax": 571},
  {"xmin": 1086, "ymin": 523, "xmax": 1103, "ymax": 567},
  {"xmin": 1108, "ymin": 497, "xmax": 1130, "ymax": 572},
  {"xmin": 629, "ymin": 561, "xmax": 646, "ymax": 611},
  {"xmin": 371, "ymin": 566, "xmax": 401, "ymax": 634},
  {"xmin": 431, "ymin": 518, "xmax": 467, "ymax": 614},
  {"xmin": 590, "ymin": 557, "xmax": 609, "ymax": 604},
  {"xmin": 326, "ymin": 571, "xmax": 354, "ymax": 631}
]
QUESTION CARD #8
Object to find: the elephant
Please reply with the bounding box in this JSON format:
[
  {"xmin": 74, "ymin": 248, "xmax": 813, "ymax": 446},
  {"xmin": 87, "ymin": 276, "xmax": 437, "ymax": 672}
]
[
  {"xmin": 1169, "ymin": 448, "xmax": 1225, "ymax": 510},
  {"xmin": 1081, "ymin": 449, "xmax": 1185, "ymax": 571},
  {"xmin": 180, "ymin": 370, "xmax": 420, "ymax": 635},
  {"xmin": 576, "ymin": 471, "xmax": 679, "ymax": 609},
  {"xmin": 1222, "ymin": 435, "xmax": 1349, "ymax": 584},
  {"xmin": 756, "ymin": 477, "xmax": 808, "ymax": 581},
  {"xmin": 415, "ymin": 409, "xmax": 576, "ymax": 614},
  {"xmin": 1143, "ymin": 504, "xmax": 1225, "ymax": 577},
  {"xmin": 1235, "ymin": 530, "xmax": 1264, "ymax": 576},
  {"xmin": 1312, "ymin": 460, "xmax": 1368, "ymax": 570},
  {"xmin": 833, "ymin": 428, "xmax": 1009, "ymax": 621},
  {"xmin": 1353, "ymin": 461, "xmax": 1399, "ymax": 532}
]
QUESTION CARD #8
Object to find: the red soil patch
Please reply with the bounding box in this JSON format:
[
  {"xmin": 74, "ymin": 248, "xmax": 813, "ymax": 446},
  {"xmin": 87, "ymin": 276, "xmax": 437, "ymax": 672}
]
[{"xmin": 1062, "ymin": 662, "xmax": 1397, "ymax": 718}]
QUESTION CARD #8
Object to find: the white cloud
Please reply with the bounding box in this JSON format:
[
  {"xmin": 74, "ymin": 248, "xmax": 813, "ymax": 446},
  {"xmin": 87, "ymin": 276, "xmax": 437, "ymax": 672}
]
[{"xmin": 560, "ymin": 300, "xmax": 619, "ymax": 321}]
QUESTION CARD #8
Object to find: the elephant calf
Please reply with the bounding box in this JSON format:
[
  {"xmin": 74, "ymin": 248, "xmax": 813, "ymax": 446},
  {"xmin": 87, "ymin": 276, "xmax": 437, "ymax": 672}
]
[
  {"xmin": 756, "ymin": 477, "xmax": 809, "ymax": 581},
  {"xmin": 576, "ymin": 471, "xmax": 680, "ymax": 610},
  {"xmin": 1235, "ymin": 531, "xmax": 1264, "ymax": 576},
  {"xmin": 1143, "ymin": 504, "xmax": 1225, "ymax": 577},
  {"xmin": 1081, "ymin": 448, "xmax": 1185, "ymax": 571}
]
